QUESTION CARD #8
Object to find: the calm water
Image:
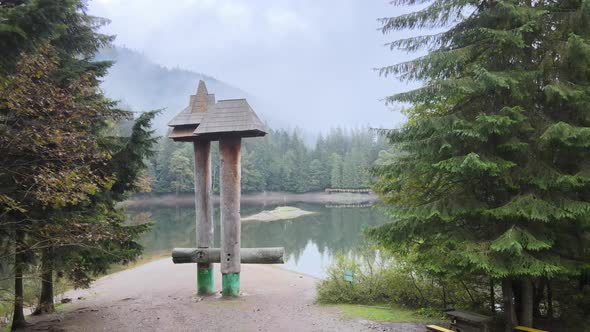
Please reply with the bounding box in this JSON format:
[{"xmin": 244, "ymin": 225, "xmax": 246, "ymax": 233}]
[{"xmin": 126, "ymin": 201, "xmax": 390, "ymax": 278}]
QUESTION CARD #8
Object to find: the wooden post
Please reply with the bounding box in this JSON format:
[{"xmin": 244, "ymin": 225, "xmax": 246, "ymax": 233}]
[
  {"xmin": 193, "ymin": 140, "xmax": 214, "ymax": 295},
  {"xmin": 219, "ymin": 137, "xmax": 241, "ymax": 297}
]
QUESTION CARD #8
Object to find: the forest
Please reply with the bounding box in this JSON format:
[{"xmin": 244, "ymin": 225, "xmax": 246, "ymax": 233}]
[
  {"xmin": 1, "ymin": 0, "xmax": 590, "ymax": 331},
  {"xmin": 0, "ymin": 1, "xmax": 158, "ymax": 329},
  {"xmin": 318, "ymin": 0, "xmax": 590, "ymax": 331},
  {"xmin": 149, "ymin": 127, "xmax": 388, "ymax": 194}
]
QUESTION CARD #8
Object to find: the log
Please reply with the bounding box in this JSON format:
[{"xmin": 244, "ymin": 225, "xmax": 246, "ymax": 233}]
[
  {"xmin": 193, "ymin": 140, "xmax": 214, "ymax": 295},
  {"xmin": 219, "ymin": 137, "xmax": 241, "ymax": 275},
  {"xmin": 193, "ymin": 140, "xmax": 213, "ymax": 249},
  {"xmin": 172, "ymin": 247, "xmax": 285, "ymax": 264}
]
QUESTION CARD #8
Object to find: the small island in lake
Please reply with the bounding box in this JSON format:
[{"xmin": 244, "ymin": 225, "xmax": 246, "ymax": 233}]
[{"xmin": 241, "ymin": 206, "xmax": 316, "ymax": 222}]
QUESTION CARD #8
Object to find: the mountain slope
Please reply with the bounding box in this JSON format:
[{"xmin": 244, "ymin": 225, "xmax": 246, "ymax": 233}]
[{"xmin": 96, "ymin": 47, "xmax": 261, "ymax": 132}]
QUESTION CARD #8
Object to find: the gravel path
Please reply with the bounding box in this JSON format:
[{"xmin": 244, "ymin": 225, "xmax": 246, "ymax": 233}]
[{"xmin": 20, "ymin": 259, "xmax": 425, "ymax": 332}]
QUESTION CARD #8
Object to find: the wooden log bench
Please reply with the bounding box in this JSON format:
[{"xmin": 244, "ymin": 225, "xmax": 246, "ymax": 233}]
[
  {"xmin": 426, "ymin": 324, "xmax": 454, "ymax": 332},
  {"xmin": 446, "ymin": 309, "xmax": 493, "ymax": 332},
  {"xmin": 514, "ymin": 326, "xmax": 549, "ymax": 332},
  {"xmin": 172, "ymin": 247, "xmax": 284, "ymax": 264}
]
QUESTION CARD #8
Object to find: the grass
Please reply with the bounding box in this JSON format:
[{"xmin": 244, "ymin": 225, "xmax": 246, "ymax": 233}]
[
  {"xmin": 333, "ymin": 304, "xmax": 443, "ymax": 323},
  {"xmin": 106, "ymin": 251, "xmax": 170, "ymax": 274}
]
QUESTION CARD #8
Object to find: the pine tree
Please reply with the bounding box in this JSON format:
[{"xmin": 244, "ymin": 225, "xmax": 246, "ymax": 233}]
[
  {"xmin": 241, "ymin": 148, "xmax": 265, "ymax": 192},
  {"xmin": 1, "ymin": 1, "xmax": 156, "ymax": 326},
  {"xmin": 152, "ymin": 135, "xmax": 178, "ymax": 193},
  {"xmin": 342, "ymin": 152, "xmax": 356, "ymax": 188},
  {"xmin": 0, "ymin": 0, "xmax": 112, "ymax": 76},
  {"xmin": 314, "ymin": 134, "xmax": 332, "ymax": 188},
  {"xmin": 148, "ymin": 127, "xmax": 387, "ymax": 193},
  {"xmin": 170, "ymin": 150, "xmax": 193, "ymax": 194},
  {"xmin": 368, "ymin": 0, "xmax": 590, "ymax": 329},
  {"xmin": 309, "ymin": 159, "xmax": 325, "ymax": 191},
  {"xmin": 330, "ymin": 153, "xmax": 343, "ymax": 188},
  {"xmin": 0, "ymin": 45, "xmax": 113, "ymax": 328}
]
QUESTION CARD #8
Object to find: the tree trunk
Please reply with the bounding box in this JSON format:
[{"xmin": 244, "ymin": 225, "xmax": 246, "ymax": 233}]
[
  {"xmin": 502, "ymin": 279, "xmax": 518, "ymax": 332},
  {"xmin": 513, "ymin": 280, "xmax": 522, "ymax": 320},
  {"xmin": 580, "ymin": 270, "xmax": 590, "ymax": 291},
  {"xmin": 34, "ymin": 247, "xmax": 54, "ymax": 315},
  {"xmin": 460, "ymin": 280, "xmax": 475, "ymax": 304},
  {"xmin": 520, "ymin": 279, "xmax": 534, "ymax": 327},
  {"xmin": 490, "ymin": 279, "xmax": 495, "ymax": 313},
  {"xmin": 532, "ymin": 279, "xmax": 544, "ymax": 318},
  {"xmin": 11, "ymin": 229, "xmax": 26, "ymax": 330},
  {"xmin": 546, "ymin": 280, "xmax": 553, "ymax": 318},
  {"xmin": 441, "ymin": 281, "xmax": 447, "ymax": 308}
]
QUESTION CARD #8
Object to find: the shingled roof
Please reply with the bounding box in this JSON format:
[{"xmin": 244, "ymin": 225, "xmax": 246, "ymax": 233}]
[
  {"xmin": 167, "ymin": 107, "xmax": 205, "ymax": 126},
  {"xmin": 168, "ymin": 124, "xmax": 198, "ymax": 140},
  {"xmin": 193, "ymin": 99, "xmax": 266, "ymax": 140},
  {"xmin": 168, "ymin": 80, "xmax": 267, "ymax": 141}
]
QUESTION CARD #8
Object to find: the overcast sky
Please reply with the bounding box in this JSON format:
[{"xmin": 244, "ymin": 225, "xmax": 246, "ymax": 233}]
[{"xmin": 88, "ymin": 0, "xmax": 420, "ymax": 132}]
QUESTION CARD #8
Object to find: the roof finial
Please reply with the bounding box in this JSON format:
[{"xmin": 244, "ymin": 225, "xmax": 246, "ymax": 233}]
[
  {"xmin": 196, "ymin": 80, "xmax": 208, "ymax": 95},
  {"xmin": 190, "ymin": 80, "xmax": 209, "ymax": 113}
]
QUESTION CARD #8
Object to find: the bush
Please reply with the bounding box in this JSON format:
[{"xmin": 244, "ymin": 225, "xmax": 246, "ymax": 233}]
[
  {"xmin": 415, "ymin": 307, "xmax": 446, "ymax": 320},
  {"xmin": 552, "ymin": 279, "xmax": 590, "ymax": 329},
  {"xmin": 317, "ymin": 253, "xmax": 393, "ymax": 304},
  {"xmin": 317, "ymin": 249, "xmax": 488, "ymax": 310}
]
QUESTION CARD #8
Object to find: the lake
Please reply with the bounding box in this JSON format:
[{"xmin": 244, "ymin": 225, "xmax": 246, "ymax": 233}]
[{"xmin": 126, "ymin": 198, "xmax": 390, "ymax": 278}]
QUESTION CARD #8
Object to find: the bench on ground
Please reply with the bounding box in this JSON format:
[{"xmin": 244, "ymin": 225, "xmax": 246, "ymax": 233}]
[
  {"xmin": 446, "ymin": 309, "xmax": 493, "ymax": 332},
  {"xmin": 514, "ymin": 326, "xmax": 549, "ymax": 332},
  {"xmin": 426, "ymin": 325, "xmax": 454, "ymax": 332}
]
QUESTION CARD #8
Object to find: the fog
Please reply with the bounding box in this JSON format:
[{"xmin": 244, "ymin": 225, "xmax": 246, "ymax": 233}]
[{"xmin": 89, "ymin": 0, "xmax": 420, "ymax": 133}]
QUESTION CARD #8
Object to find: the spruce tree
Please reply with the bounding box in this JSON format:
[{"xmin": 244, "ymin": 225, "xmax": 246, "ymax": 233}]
[
  {"xmin": 241, "ymin": 148, "xmax": 265, "ymax": 192},
  {"xmin": 368, "ymin": 0, "xmax": 590, "ymax": 329},
  {"xmin": 1, "ymin": 0, "xmax": 157, "ymax": 325},
  {"xmin": 330, "ymin": 153, "xmax": 344, "ymax": 188}
]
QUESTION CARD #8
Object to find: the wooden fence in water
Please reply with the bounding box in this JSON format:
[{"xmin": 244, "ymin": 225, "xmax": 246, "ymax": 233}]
[{"xmin": 324, "ymin": 188, "xmax": 372, "ymax": 194}]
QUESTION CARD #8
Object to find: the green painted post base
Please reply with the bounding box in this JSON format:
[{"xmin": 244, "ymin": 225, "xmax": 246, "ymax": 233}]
[
  {"xmin": 222, "ymin": 273, "xmax": 240, "ymax": 297},
  {"xmin": 197, "ymin": 266, "xmax": 214, "ymax": 295}
]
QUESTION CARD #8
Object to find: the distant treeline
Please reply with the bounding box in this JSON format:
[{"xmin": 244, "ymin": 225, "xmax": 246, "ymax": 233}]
[{"xmin": 149, "ymin": 128, "xmax": 388, "ymax": 194}]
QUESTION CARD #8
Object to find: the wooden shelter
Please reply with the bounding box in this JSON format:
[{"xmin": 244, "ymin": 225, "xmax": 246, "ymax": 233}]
[
  {"xmin": 168, "ymin": 80, "xmax": 277, "ymax": 298},
  {"xmin": 168, "ymin": 81, "xmax": 266, "ymax": 141}
]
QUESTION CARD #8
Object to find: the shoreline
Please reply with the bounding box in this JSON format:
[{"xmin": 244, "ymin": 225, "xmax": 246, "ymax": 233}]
[{"xmin": 120, "ymin": 191, "xmax": 379, "ymax": 209}]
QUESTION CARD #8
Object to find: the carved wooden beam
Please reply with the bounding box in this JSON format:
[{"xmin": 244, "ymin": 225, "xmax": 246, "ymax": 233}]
[{"xmin": 172, "ymin": 247, "xmax": 285, "ymax": 264}]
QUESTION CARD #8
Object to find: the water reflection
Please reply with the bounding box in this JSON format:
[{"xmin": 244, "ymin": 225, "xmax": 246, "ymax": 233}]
[{"xmin": 127, "ymin": 202, "xmax": 389, "ymax": 278}]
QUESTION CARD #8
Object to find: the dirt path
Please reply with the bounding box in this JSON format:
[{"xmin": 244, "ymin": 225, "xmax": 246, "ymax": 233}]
[{"xmin": 21, "ymin": 259, "xmax": 425, "ymax": 332}]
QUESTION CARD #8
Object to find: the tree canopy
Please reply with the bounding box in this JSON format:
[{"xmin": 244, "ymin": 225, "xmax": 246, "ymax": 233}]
[
  {"xmin": 368, "ymin": 0, "xmax": 590, "ymax": 328},
  {"xmin": 0, "ymin": 0, "xmax": 158, "ymax": 328},
  {"xmin": 150, "ymin": 128, "xmax": 387, "ymax": 194}
]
